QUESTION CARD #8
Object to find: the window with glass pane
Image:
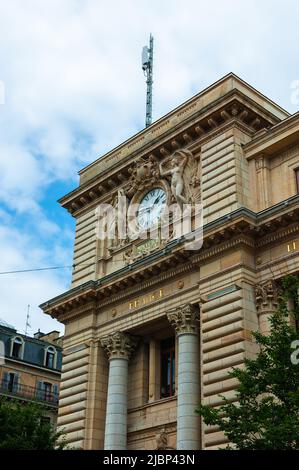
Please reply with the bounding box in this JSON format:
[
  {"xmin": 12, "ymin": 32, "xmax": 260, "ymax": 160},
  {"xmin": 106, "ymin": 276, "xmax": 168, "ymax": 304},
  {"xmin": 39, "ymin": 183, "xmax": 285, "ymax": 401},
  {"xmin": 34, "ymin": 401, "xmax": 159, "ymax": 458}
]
[
  {"xmin": 44, "ymin": 382, "xmax": 52, "ymax": 401},
  {"xmin": 12, "ymin": 338, "xmax": 22, "ymax": 358},
  {"xmin": 45, "ymin": 348, "xmax": 55, "ymax": 368},
  {"xmin": 160, "ymin": 337, "xmax": 175, "ymax": 398},
  {"xmin": 8, "ymin": 373, "xmax": 15, "ymax": 392}
]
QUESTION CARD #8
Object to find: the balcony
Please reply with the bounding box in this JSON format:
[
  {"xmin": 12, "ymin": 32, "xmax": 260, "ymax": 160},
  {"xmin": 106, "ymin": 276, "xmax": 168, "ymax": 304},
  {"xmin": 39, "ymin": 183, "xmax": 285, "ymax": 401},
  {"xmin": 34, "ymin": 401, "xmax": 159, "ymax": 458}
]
[{"xmin": 0, "ymin": 380, "xmax": 58, "ymax": 407}]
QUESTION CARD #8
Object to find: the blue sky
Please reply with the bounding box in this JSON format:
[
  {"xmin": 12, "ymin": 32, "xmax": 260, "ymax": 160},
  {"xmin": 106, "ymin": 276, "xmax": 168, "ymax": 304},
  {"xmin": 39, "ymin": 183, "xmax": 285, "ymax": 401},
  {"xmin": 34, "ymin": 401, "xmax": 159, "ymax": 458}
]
[{"xmin": 0, "ymin": 0, "xmax": 299, "ymax": 335}]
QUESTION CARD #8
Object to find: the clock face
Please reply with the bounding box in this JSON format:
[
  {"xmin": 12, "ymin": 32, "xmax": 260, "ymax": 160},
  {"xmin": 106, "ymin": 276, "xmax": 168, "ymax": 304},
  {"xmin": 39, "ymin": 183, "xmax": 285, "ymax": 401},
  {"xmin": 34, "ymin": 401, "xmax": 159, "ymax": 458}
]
[{"xmin": 137, "ymin": 188, "xmax": 167, "ymax": 229}]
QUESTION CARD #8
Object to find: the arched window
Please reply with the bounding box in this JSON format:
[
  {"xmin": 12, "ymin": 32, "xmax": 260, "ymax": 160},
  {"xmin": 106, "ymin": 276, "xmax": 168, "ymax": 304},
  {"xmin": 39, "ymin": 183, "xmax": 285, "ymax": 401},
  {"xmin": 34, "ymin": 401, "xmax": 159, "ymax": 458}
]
[
  {"xmin": 10, "ymin": 336, "xmax": 24, "ymax": 359},
  {"xmin": 44, "ymin": 346, "xmax": 57, "ymax": 369}
]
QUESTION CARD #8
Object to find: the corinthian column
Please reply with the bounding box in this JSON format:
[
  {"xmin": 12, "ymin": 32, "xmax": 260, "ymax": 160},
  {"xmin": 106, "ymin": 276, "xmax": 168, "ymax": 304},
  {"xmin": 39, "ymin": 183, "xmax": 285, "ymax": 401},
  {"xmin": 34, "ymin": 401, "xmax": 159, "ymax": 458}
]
[
  {"xmin": 255, "ymin": 279, "xmax": 280, "ymax": 335},
  {"xmin": 167, "ymin": 304, "xmax": 200, "ymax": 450},
  {"xmin": 100, "ymin": 331, "xmax": 138, "ymax": 450}
]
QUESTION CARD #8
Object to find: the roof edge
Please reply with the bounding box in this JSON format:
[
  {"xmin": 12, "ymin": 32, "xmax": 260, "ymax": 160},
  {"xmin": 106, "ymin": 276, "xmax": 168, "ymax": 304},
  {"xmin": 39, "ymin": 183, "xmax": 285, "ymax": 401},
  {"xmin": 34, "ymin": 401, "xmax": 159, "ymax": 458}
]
[{"xmin": 79, "ymin": 72, "xmax": 290, "ymax": 177}]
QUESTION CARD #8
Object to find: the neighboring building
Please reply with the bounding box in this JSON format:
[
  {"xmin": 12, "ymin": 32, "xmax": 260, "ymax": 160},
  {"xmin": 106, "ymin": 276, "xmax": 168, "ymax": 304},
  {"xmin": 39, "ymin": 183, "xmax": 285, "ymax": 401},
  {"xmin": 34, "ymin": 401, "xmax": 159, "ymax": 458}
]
[
  {"xmin": 0, "ymin": 319, "xmax": 62, "ymax": 427},
  {"xmin": 40, "ymin": 73, "xmax": 299, "ymax": 449}
]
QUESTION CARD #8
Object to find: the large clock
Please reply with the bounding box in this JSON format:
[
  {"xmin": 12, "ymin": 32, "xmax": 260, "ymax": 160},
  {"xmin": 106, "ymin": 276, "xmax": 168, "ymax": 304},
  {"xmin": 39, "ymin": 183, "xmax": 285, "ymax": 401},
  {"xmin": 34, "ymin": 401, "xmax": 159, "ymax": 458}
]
[{"xmin": 137, "ymin": 188, "xmax": 167, "ymax": 229}]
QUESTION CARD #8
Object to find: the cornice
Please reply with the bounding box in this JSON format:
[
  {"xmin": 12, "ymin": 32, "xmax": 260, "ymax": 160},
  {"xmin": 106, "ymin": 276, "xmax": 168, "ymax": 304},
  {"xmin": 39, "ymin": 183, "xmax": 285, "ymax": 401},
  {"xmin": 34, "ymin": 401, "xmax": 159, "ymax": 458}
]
[
  {"xmin": 193, "ymin": 235, "xmax": 255, "ymax": 263},
  {"xmin": 4, "ymin": 357, "xmax": 61, "ymax": 376},
  {"xmin": 66, "ymin": 120, "xmax": 254, "ymax": 220},
  {"xmin": 59, "ymin": 90, "xmax": 282, "ymax": 216},
  {"xmin": 244, "ymin": 112, "xmax": 299, "ymax": 159},
  {"xmin": 128, "ymin": 395, "xmax": 177, "ymax": 415},
  {"xmin": 40, "ymin": 196, "xmax": 299, "ymax": 320},
  {"xmin": 255, "ymin": 221, "xmax": 299, "ymax": 248},
  {"xmin": 97, "ymin": 262, "xmax": 197, "ymax": 310},
  {"xmin": 78, "ymin": 73, "xmax": 287, "ymax": 176}
]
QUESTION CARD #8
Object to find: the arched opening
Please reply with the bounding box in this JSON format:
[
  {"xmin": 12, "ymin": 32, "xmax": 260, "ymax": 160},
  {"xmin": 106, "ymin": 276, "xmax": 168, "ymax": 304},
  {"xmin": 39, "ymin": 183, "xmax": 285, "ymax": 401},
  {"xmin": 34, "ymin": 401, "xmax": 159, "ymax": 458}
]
[
  {"xmin": 44, "ymin": 346, "xmax": 56, "ymax": 368},
  {"xmin": 11, "ymin": 337, "xmax": 24, "ymax": 359}
]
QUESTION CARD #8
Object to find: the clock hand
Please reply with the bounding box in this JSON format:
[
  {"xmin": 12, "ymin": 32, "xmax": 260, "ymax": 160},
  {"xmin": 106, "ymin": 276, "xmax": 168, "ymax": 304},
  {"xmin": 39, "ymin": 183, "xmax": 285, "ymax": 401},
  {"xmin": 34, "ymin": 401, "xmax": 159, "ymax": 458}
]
[
  {"xmin": 139, "ymin": 206, "xmax": 151, "ymax": 215},
  {"xmin": 153, "ymin": 194, "xmax": 165, "ymax": 206}
]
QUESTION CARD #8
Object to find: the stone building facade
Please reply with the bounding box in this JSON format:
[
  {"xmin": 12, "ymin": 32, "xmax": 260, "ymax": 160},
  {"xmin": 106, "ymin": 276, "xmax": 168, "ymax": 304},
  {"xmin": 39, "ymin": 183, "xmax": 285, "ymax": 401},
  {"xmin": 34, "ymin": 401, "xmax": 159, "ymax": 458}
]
[
  {"xmin": 0, "ymin": 319, "xmax": 62, "ymax": 426},
  {"xmin": 40, "ymin": 73, "xmax": 299, "ymax": 449}
]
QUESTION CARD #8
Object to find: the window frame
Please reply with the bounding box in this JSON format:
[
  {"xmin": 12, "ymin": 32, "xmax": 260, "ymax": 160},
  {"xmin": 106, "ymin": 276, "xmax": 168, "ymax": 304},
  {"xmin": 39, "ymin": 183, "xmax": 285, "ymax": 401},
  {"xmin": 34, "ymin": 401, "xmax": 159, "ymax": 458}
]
[
  {"xmin": 160, "ymin": 337, "xmax": 176, "ymax": 399},
  {"xmin": 10, "ymin": 336, "xmax": 24, "ymax": 360},
  {"xmin": 44, "ymin": 345, "xmax": 57, "ymax": 369}
]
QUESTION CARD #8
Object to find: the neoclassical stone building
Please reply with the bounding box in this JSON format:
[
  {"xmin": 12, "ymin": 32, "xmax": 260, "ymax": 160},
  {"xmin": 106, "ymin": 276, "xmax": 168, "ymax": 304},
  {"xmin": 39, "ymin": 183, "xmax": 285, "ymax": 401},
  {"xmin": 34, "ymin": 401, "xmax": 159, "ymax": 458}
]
[{"xmin": 41, "ymin": 73, "xmax": 299, "ymax": 450}]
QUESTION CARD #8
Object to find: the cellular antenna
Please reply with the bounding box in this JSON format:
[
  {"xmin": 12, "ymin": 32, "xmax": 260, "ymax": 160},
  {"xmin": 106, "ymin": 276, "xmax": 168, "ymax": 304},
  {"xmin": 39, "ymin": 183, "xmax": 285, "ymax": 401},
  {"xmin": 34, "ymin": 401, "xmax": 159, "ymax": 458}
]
[
  {"xmin": 25, "ymin": 304, "xmax": 31, "ymax": 336},
  {"xmin": 142, "ymin": 34, "xmax": 154, "ymax": 128}
]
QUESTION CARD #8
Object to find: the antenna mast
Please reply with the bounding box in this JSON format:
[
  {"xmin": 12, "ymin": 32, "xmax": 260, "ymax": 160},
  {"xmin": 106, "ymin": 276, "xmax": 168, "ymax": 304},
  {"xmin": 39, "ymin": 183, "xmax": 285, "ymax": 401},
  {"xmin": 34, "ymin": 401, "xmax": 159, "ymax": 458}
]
[
  {"xmin": 25, "ymin": 304, "xmax": 31, "ymax": 336},
  {"xmin": 142, "ymin": 34, "xmax": 154, "ymax": 128}
]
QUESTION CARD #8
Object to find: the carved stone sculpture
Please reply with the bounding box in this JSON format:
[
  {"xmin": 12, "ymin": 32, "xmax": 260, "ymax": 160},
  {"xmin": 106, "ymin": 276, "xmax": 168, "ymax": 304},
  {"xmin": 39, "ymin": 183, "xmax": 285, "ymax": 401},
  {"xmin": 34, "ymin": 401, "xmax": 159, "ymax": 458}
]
[
  {"xmin": 125, "ymin": 155, "xmax": 160, "ymax": 197},
  {"xmin": 159, "ymin": 151, "xmax": 188, "ymax": 207},
  {"xmin": 107, "ymin": 188, "xmax": 127, "ymax": 250},
  {"xmin": 155, "ymin": 428, "xmax": 174, "ymax": 450},
  {"xmin": 159, "ymin": 149, "xmax": 200, "ymax": 207},
  {"xmin": 123, "ymin": 247, "xmax": 134, "ymax": 265}
]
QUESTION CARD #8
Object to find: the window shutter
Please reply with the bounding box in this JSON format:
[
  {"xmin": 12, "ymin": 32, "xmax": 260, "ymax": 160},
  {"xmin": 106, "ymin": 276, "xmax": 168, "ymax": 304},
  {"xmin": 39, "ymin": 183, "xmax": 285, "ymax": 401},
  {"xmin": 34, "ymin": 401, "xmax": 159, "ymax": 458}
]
[
  {"xmin": 1, "ymin": 372, "xmax": 9, "ymax": 391},
  {"xmin": 43, "ymin": 348, "xmax": 47, "ymax": 367},
  {"xmin": 36, "ymin": 380, "xmax": 44, "ymax": 400},
  {"xmin": 52, "ymin": 384, "xmax": 59, "ymax": 403},
  {"xmin": 12, "ymin": 373, "xmax": 19, "ymax": 393}
]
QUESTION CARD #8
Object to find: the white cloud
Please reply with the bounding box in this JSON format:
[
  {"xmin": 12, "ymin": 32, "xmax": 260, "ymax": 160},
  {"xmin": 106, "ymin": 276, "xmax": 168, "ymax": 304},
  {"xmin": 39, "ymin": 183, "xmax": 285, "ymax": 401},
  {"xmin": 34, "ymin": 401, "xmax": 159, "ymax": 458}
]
[
  {"xmin": 0, "ymin": 219, "xmax": 73, "ymax": 335},
  {"xmin": 0, "ymin": 0, "xmax": 298, "ymax": 333}
]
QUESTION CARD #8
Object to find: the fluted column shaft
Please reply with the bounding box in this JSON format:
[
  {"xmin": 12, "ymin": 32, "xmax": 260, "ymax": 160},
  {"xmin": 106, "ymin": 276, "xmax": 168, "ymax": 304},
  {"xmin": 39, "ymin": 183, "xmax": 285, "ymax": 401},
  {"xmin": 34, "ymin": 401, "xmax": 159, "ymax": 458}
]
[
  {"xmin": 167, "ymin": 304, "xmax": 200, "ymax": 450},
  {"xmin": 100, "ymin": 332, "xmax": 138, "ymax": 450}
]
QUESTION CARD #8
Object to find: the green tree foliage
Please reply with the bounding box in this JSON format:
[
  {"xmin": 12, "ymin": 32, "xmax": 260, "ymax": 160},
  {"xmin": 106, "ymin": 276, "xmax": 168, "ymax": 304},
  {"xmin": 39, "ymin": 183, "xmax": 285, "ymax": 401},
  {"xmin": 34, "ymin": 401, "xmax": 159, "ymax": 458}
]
[
  {"xmin": 0, "ymin": 398, "xmax": 67, "ymax": 450},
  {"xmin": 197, "ymin": 275, "xmax": 299, "ymax": 450}
]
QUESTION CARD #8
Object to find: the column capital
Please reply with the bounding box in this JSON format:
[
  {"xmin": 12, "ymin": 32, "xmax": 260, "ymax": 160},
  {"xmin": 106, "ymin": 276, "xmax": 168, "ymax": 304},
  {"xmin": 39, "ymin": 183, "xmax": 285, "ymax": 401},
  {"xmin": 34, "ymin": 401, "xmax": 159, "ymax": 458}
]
[
  {"xmin": 254, "ymin": 279, "xmax": 280, "ymax": 314},
  {"xmin": 100, "ymin": 331, "xmax": 138, "ymax": 360},
  {"xmin": 167, "ymin": 303, "xmax": 199, "ymax": 335}
]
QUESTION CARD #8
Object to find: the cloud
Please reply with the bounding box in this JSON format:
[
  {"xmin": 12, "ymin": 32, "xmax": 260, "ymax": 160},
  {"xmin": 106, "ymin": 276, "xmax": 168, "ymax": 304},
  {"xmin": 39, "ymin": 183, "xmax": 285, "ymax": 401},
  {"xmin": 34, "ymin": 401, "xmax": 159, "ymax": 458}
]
[
  {"xmin": 0, "ymin": 218, "xmax": 73, "ymax": 334},
  {"xmin": 0, "ymin": 0, "xmax": 298, "ymax": 333}
]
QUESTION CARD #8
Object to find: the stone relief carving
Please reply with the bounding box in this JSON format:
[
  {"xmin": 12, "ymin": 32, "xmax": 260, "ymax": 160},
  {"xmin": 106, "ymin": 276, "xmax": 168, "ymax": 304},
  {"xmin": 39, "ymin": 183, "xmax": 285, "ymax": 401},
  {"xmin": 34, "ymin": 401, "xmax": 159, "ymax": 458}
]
[
  {"xmin": 125, "ymin": 148, "xmax": 200, "ymax": 207},
  {"xmin": 125, "ymin": 155, "xmax": 160, "ymax": 197},
  {"xmin": 255, "ymin": 156, "xmax": 265, "ymax": 171},
  {"xmin": 100, "ymin": 331, "xmax": 138, "ymax": 360},
  {"xmin": 123, "ymin": 247, "xmax": 134, "ymax": 265},
  {"xmin": 254, "ymin": 279, "xmax": 281, "ymax": 312},
  {"xmin": 101, "ymin": 148, "xmax": 200, "ymax": 255},
  {"xmin": 123, "ymin": 239, "xmax": 162, "ymax": 265},
  {"xmin": 155, "ymin": 428, "xmax": 174, "ymax": 450},
  {"xmin": 107, "ymin": 188, "xmax": 129, "ymax": 252},
  {"xmin": 159, "ymin": 149, "xmax": 200, "ymax": 207}
]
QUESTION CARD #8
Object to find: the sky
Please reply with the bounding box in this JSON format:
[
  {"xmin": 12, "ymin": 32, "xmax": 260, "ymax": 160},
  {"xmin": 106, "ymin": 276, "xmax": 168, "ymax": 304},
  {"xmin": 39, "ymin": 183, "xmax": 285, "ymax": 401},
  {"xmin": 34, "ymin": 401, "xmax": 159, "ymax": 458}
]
[{"xmin": 0, "ymin": 0, "xmax": 299, "ymax": 336}]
